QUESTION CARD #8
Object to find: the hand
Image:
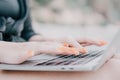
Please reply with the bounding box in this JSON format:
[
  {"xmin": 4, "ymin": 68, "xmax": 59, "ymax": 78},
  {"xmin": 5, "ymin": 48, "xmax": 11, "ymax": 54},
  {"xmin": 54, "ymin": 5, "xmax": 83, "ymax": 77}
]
[
  {"xmin": 0, "ymin": 41, "xmax": 80, "ymax": 64},
  {"xmin": 57, "ymin": 36, "xmax": 107, "ymax": 53},
  {"xmin": 30, "ymin": 41, "xmax": 80, "ymax": 55},
  {"xmin": 29, "ymin": 35, "xmax": 107, "ymax": 53}
]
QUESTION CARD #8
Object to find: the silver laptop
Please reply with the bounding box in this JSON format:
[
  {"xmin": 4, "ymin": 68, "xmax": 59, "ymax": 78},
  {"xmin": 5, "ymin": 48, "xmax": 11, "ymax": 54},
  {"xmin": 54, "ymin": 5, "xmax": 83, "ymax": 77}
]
[{"xmin": 0, "ymin": 30, "xmax": 120, "ymax": 71}]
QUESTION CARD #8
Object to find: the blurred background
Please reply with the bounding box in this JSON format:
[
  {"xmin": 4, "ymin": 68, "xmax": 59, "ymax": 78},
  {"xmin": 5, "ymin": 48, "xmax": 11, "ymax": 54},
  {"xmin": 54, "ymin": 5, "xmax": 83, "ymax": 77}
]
[
  {"xmin": 29, "ymin": 0, "xmax": 120, "ymax": 42},
  {"xmin": 30, "ymin": 0, "xmax": 120, "ymax": 26}
]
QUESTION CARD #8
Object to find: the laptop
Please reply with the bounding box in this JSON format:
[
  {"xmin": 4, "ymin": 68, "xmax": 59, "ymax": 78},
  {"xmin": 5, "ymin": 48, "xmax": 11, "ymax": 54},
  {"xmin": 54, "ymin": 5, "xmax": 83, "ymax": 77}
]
[{"xmin": 0, "ymin": 30, "xmax": 120, "ymax": 71}]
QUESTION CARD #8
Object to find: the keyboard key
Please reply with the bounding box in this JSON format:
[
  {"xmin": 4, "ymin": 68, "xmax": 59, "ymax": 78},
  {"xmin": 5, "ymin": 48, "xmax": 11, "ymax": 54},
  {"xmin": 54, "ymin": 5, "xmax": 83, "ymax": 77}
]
[
  {"xmin": 36, "ymin": 50, "xmax": 104, "ymax": 66},
  {"xmin": 71, "ymin": 50, "xmax": 103, "ymax": 65}
]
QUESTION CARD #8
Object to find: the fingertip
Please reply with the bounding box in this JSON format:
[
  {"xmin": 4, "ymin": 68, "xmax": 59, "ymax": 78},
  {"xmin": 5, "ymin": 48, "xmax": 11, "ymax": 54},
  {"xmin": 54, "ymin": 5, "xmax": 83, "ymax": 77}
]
[
  {"xmin": 57, "ymin": 47, "xmax": 79, "ymax": 55},
  {"xmin": 63, "ymin": 42, "xmax": 69, "ymax": 47},
  {"xmin": 98, "ymin": 40, "xmax": 108, "ymax": 46},
  {"xmin": 79, "ymin": 48, "xmax": 87, "ymax": 54},
  {"xmin": 68, "ymin": 47, "xmax": 80, "ymax": 55}
]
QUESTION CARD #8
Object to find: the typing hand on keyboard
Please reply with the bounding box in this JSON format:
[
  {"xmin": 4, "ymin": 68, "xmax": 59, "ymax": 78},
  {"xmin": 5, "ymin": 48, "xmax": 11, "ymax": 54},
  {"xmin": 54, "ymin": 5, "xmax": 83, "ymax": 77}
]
[
  {"xmin": 36, "ymin": 50, "xmax": 104, "ymax": 66},
  {"xmin": 56, "ymin": 36, "xmax": 107, "ymax": 55},
  {"xmin": 21, "ymin": 37, "xmax": 107, "ymax": 66}
]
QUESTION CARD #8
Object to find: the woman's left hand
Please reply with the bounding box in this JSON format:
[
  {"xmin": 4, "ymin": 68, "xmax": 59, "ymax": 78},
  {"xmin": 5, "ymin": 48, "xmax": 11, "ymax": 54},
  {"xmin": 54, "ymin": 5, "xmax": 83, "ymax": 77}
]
[{"xmin": 29, "ymin": 35, "xmax": 107, "ymax": 53}]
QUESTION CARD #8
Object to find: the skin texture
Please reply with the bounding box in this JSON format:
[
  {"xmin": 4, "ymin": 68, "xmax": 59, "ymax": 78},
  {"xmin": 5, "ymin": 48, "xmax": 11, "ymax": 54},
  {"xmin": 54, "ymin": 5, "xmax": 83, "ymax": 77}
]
[
  {"xmin": 0, "ymin": 35, "xmax": 106, "ymax": 64},
  {"xmin": 29, "ymin": 35, "xmax": 106, "ymax": 53},
  {"xmin": 1, "ymin": 35, "xmax": 120, "ymax": 80}
]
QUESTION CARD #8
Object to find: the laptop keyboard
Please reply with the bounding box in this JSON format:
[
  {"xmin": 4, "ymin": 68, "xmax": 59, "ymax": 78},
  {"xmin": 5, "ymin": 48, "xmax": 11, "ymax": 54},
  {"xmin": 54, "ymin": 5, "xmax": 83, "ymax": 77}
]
[{"xmin": 36, "ymin": 50, "xmax": 104, "ymax": 66}]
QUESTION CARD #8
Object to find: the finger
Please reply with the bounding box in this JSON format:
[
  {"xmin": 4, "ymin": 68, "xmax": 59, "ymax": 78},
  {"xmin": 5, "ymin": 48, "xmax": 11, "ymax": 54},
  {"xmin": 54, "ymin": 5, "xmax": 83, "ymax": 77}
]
[
  {"xmin": 65, "ymin": 37, "xmax": 87, "ymax": 53},
  {"xmin": 81, "ymin": 43, "xmax": 92, "ymax": 47},
  {"xmin": 89, "ymin": 40, "xmax": 107, "ymax": 46},
  {"xmin": 63, "ymin": 42, "xmax": 69, "ymax": 47},
  {"xmin": 57, "ymin": 46, "xmax": 79, "ymax": 55},
  {"xmin": 78, "ymin": 38, "xmax": 107, "ymax": 46},
  {"xmin": 98, "ymin": 40, "xmax": 107, "ymax": 46}
]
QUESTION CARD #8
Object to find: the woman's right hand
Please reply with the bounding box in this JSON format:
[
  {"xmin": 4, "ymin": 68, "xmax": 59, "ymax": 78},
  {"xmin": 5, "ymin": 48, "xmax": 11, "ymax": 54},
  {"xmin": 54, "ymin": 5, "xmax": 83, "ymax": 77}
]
[
  {"xmin": 0, "ymin": 41, "xmax": 79, "ymax": 64},
  {"xmin": 0, "ymin": 38, "xmax": 106, "ymax": 64},
  {"xmin": 30, "ymin": 41, "xmax": 80, "ymax": 56}
]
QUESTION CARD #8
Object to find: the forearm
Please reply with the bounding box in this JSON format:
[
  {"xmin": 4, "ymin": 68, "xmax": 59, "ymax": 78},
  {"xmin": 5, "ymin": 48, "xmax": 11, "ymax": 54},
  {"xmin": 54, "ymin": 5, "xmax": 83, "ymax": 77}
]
[
  {"xmin": 0, "ymin": 41, "xmax": 59, "ymax": 64},
  {"xmin": 0, "ymin": 41, "xmax": 38, "ymax": 64}
]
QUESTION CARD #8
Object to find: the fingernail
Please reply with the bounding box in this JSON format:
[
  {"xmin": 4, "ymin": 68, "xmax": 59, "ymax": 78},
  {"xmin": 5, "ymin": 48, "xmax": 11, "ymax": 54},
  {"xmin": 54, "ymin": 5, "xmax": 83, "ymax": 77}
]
[
  {"xmin": 99, "ymin": 40, "xmax": 107, "ymax": 46},
  {"xmin": 63, "ymin": 42, "xmax": 69, "ymax": 47},
  {"xmin": 68, "ymin": 48, "xmax": 79, "ymax": 55},
  {"xmin": 79, "ymin": 48, "xmax": 87, "ymax": 54},
  {"xmin": 57, "ymin": 47, "xmax": 79, "ymax": 55}
]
